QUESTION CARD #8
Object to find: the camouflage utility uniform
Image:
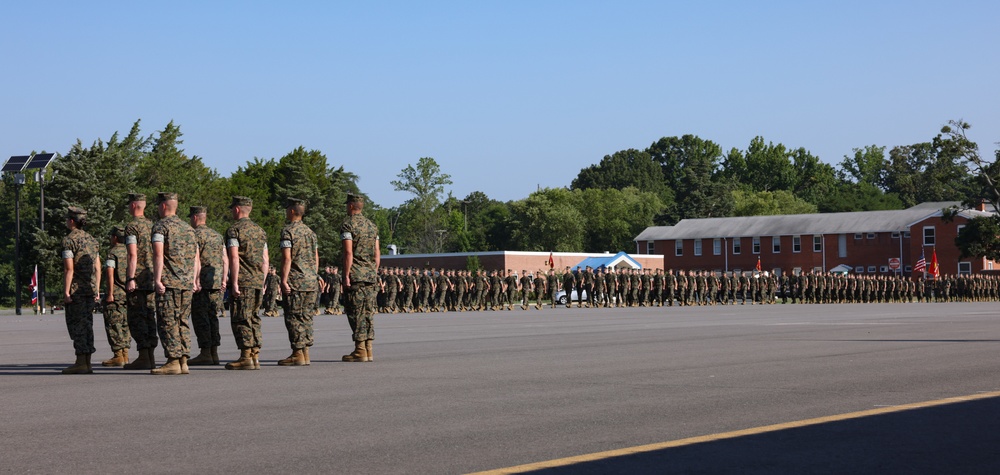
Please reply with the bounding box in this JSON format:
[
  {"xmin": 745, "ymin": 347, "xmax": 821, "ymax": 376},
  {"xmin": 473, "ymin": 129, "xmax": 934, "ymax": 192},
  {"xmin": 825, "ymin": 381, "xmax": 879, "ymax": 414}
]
[
  {"xmin": 152, "ymin": 214, "xmax": 198, "ymax": 360},
  {"xmin": 63, "ymin": 228, "xmax": 101, "ymax": 356},
  {"xmin": 193, "ymin": 221, "xmax": 225, "ymax": 351},
  {"xmin": 281, "ymin": 219, "xmax": 319, "ymax": 350}
]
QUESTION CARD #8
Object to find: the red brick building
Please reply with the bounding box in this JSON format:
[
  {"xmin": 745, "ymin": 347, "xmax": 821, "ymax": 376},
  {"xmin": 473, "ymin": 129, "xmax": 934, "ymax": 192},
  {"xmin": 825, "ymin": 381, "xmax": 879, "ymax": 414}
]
[{"xmin": 633, "ymin": 202, "xmax": 997, "ymax": 276}]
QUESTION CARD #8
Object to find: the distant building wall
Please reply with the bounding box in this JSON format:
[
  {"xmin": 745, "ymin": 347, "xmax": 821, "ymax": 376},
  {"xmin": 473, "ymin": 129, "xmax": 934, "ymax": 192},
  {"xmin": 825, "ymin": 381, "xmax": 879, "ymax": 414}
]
[{"xmin": 381, "ymin": 251, "xmax": 664, "ymax": 272}]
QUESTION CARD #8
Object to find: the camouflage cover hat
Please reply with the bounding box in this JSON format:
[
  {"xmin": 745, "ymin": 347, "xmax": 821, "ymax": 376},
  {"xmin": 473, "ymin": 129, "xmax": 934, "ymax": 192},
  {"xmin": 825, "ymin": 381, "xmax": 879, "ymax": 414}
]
[
  {"xmin": 229, "ymin": 196, "xmax": 253, "ymax": 208},
  {"xmin": 66, "ymin": 206, "xmax": 87, "ymax": 218},
  {"xmin": 156, "ymin": 192, "xmax": 178, "ymax": 203},
  {"xmin": 188, "ymin": 206, "xmax": 207, "ymax": 217},
  {"xmin": 284, "ymin": 197, "xmax": 306, "ymax": 208},
  {"xmin": 127, "ymin": 192, "xmax": 146, "ymax": 203},
  {"xmin": 344, "ymin": 193, "xmax": 364, "ymax": 204},
  {"xmin": 109, "ymin": 226, "xmax": 126, "ymax": 239}
]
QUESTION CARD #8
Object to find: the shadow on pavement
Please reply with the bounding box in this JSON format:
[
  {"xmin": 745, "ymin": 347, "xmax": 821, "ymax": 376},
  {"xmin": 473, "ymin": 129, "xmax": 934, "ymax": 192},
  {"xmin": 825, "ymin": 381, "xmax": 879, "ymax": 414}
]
[{"xmin": 525, "ymin": 396, "xmax": 1000, "ymax": 475}]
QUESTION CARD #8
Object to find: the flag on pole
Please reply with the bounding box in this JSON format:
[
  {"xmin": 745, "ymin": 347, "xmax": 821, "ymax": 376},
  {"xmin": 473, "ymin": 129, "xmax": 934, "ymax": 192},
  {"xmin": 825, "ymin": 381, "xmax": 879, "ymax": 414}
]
[
  {"xmin": 30, "ymin": 265, "xmax": 38, "ymax": 305},
  {"xmin": 914, "ymin": 251, "xmax": 926, "ymax": 274},
  {"xmin": 756, "ymin": 256, "xmax": 762, "ymax": 272},
  {"xmin": 548, "ymin": 252, "xmax": 554, "ymax": 270},
  {"xmin": 929, "ymin": 248, "xmax": 940, "ymax": 278}
]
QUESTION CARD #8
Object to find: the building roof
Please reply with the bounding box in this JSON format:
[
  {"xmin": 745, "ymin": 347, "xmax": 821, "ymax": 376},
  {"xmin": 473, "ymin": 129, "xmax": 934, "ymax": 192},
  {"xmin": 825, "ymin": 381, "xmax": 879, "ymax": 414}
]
[
  {"xmin": 574, "ymin": 252, "xmax": 641, "ymax": 270},
  {"xmin": 634, "ymin": 203, "xmax": 992, "ymax": 241}
]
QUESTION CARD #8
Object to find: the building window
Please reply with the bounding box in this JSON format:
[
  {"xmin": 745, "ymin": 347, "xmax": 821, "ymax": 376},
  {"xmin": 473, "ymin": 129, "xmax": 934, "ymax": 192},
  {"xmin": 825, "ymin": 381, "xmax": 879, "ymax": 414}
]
[
  {"xmin": 792, "ymin": 267, "xmax": 802, "ymax": 275},
  {"xmin": 903, "ymin": 231, "xmax": 911, "ymax": 238},
  {"xmin": 713, "ymin": 238, "xmax": 721, "ymax": 256},
  {"xmin": 813, "ymin": 236, "xmax": 822, "ymax": 252},
  {"xmin": 891, "ymin": 232, "xmax": 900, "ymax": 238},
  {"xmin": 647, "ymin": 241, "xmax": 655, "ymax": 254},
  {"xmin": 675, "ymin": 240, "xmax": 683, "ymax": 257},
  {"xmin": 838, "ymin": 234, "xmax": 847, "ymax": 258},
  {"xmin": 867, "ymin": 233, "xmax": 876, "ymax": 239},
  {"xmin": 694, "ymin": 239, "xmax": 702, "ymax": 256},
  {"xmin": 880, "ymin": 265, "xmax": 889, "ymax": 273},
  {"xmin": 792, "ymin": 235, "xmax": 801, "ymax": 253},
  {"xmin": 733, "ymin": 238, "xmax": 741, "ymax": 255},
  {"xmin": 958, "ymin": 262, "xmax": 971, "ymax": 275},
  {"xmin": 904, "ymin": 265, "xmax": 912, "ymax": 273},
  {"xmin": 867, "ymin": 266, "xmax": 876, "ymax": 273},
  {"xmin": 957, "ymin": 224, "xmax": 965, "ymax": 236},
  {"xmin": 923, "ymin": 226, "xmax": 935, "ymax": 246},
  {"xmin": 855, "ymin": 266, "xmax": 864, "ymax": 273},
  {"xmin": 752, "ymin": 237, "xmax": 761, "ymax": 254},
  {"xmin": 772, "ymin": 237, "xmax": 781, "ymax": 253},
  {"xmin": 854, "ymin": 233, "xmax": 862, "ymax": 240}
]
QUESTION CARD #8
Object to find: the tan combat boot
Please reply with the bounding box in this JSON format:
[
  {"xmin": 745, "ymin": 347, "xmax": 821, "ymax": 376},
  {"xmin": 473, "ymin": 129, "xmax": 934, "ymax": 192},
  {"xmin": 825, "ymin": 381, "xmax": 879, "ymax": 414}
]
[
  {"xmin": 101, "ymin": 348, "xmax": 128, "ymax": 367},
  {"xmin": 302, "ymin": 347, "xmax": 311, "ymax": 365},
  {"xmin": 365, "ymin": 340, "xmax": 373, "ymax": 362},
  {"xmin": 342, "ymin": 341, "xmax": 369, "ymax": 362},
  {"xmin": 180, "ymin": 356, "xmax": 190, "ymax": 374},
  {"xmin": 62, "ymin": 353, "xmax": 93, "ymax": 374},
  {"xmin": 188, "ymin": 347, "xmax": 215, "ymax": 365},
  {"xmin": 123, "ymin": 347, "xmax": 152, "ymax": 370},
  {"xmin": 225, "ymin": 349, "xmax": 255, "ymax": 370},
  {"xmin": 277, "ymin": 348, "xmax": 307, "ymax": 366},
  {"xmin": 251, "ymin": 348, "xmax": 261, "ymax": 369},
  {"xmin": 150, "ymin": 357, "xmax": 183, "ymax": 375},
  {"xmin": 211, "ymin": 346, "xmax": 220, "ymax": 365}
]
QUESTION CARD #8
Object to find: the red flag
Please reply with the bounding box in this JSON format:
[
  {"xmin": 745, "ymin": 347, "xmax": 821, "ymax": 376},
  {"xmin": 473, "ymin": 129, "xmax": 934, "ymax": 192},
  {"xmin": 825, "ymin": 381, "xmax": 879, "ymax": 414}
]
[
  {"xmin": 930, "ymin": 248, "xmax": 939, "ymax": 278},
  {"xmin": 548, "ymin": 252, "xmax": 555, "ymax": 270},
  {"xmin": 30, "ymin": 265, "xmax": 38, "ymax": 305},
  {"xmin": 756, "ymin": 256, "xmax": 762, "ymax": 272}
]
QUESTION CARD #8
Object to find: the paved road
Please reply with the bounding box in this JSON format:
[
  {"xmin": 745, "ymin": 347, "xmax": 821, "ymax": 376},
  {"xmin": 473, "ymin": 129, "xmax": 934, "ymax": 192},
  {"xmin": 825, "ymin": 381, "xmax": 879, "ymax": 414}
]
[{"xmin": 2, "ymin": 303, "xmax": 999, "ymax": 474}]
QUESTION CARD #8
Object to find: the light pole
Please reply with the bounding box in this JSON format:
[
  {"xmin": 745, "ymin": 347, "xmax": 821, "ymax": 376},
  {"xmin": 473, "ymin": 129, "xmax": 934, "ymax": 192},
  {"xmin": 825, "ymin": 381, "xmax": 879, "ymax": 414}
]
[{"xmin": 13, "ymin": 173, "xmax": 25, "ymax": 315}]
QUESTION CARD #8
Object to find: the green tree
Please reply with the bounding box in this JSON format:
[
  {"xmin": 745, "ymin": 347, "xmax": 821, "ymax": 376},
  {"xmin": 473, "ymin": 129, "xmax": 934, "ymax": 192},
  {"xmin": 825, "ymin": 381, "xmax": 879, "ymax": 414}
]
[
  {"xmin": 508, "ymin": 188, "xmax": 584, "ymax": 252},
  {"xmin": 576, "ymin": 187, "xmax": 664, "ymax": 252},
  {"xmin": 732, "ymin": 190, "xmax": 818, "ymax": 216},
  {"xmin": 391, "ymin": 157, "xmax": 453, "ymax": 253},
  {"xmin": 647, "ymin": 135, "xmax": 731, "ymax": 223},
  {"xmin": 839, "ymin": 145, "xmax": 887, "ymax": 186},
  {"xmin": 571, "ymin": 149, "xmax": 672, "ymax": 205}
]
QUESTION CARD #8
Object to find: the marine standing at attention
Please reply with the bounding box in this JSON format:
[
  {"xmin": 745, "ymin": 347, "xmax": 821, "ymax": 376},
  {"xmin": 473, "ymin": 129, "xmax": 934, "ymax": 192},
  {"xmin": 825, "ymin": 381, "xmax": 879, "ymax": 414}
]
[
  {"xmin": 123, "ymin": 193, "xmax": 158, "ymax": 370},
  {"xmin": 100, "ymin": 226, "xmax": 131, "ymax": 367},
  {"xmin": 149, "ymin": 192, "xmax": 200, "ymax": 375},
  {"xmin": 277, "ymin": 198, "xmax": 320, "ymax": 366},
  {"xmin": 189, "ymin": 206, "xmax": 228, "ymax": 366},
  {"xmin": 61, "ymin": 206, "xmax": 101, "ymax": 374},
  {"xmin": 225, "ymin": 196, "xmax": 269, "ymax": 370},
  {"xmin": 341, "ymin": 193, "xmax": 380, "ymax": 363}
]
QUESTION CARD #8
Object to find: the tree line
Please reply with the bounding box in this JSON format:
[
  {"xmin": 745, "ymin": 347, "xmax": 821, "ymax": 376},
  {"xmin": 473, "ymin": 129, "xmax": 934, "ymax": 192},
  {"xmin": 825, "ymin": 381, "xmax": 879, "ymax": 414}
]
[{"xmin": 0, "ymin": 119, "xmax": 996, "ymax": 306}]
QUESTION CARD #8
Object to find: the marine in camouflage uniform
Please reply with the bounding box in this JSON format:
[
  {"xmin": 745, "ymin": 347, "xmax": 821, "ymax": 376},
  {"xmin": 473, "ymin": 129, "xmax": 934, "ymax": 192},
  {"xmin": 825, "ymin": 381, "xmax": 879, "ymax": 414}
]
[
  {"xmin": 150, "ymin": 193, "xmax": 200, "ymax": 375},
  {"xmin": 341, "ymin": 194, "xmax": 379, "ymax": 362},
  {"xmin": 277, "ymin": 198, "xmax": 319, "ymax": 366},
  {"xmin": 520, "ymin": 270, "xmax": 533, "ymax": 310},
  {"xmin": 100, "ymin": 226, "xmax": 131, "ymax": 367},
  {"xmin": 61, "ymin": 207, "xmax": 101, "ymax": 374},
  {"xmin": 189, "ymin": 206, "xmax": 227, "ymax": 366},
  {"xmin": 262, "ymin": 268, "xmax": 280, "ymax": 317},
  {"xmin": 123, "ymin": 193, "xmax": 159, "ymax": 370},
  {"xmin": 328, "ymin": 267, "xmax": 342, "ymax": 314},
  {"xmin": 225, "ymin": 196, "xmax": 269, "ymax": 370},
  {"xmin": 533, "ymin": 270, "xmax": 547, "ymax": 309}
]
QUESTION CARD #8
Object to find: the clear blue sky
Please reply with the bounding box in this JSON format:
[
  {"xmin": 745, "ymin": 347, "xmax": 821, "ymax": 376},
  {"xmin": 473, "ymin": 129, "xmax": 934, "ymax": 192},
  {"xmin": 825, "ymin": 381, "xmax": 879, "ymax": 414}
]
[{"xmin": 4, "ymin": 1, "xmax": 998, "ymax": 208}]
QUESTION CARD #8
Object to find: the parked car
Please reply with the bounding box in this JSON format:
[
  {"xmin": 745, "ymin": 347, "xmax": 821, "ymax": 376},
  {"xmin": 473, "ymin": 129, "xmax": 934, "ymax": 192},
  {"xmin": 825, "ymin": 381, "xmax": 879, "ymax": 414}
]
[{"xmin": 554, "ymin": 289, "xmax": 620, "ymax": 305}]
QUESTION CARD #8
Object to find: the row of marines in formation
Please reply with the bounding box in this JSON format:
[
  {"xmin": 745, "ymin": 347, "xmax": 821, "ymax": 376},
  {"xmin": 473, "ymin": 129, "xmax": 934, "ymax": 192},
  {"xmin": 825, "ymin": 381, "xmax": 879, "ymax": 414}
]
[
  {"xmin": 315, "ymin": 267, "xmax": 1000, "ymax": 312},
  {"xmin": 58, "ymin": 192, "xmax": 380, "ymax": 375}
]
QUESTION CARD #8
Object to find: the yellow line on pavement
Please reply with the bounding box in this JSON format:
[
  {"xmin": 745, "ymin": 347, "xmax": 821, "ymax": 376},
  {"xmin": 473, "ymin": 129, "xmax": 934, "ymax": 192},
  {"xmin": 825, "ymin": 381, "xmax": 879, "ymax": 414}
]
[{"xmin": 468, "ymin": 390, "xmax": 1000, "ymax": 475}]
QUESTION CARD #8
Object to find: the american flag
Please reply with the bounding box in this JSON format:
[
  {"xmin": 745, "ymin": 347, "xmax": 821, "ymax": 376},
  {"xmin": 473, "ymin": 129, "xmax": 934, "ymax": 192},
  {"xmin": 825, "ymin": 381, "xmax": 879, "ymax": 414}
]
[
  {"xmin": 914, "ymin": 252, "xmax": 926, "ymax": 274},
  {"xmin": 30, "ymin": 265, "xmax": 38, "ymax": 305}
]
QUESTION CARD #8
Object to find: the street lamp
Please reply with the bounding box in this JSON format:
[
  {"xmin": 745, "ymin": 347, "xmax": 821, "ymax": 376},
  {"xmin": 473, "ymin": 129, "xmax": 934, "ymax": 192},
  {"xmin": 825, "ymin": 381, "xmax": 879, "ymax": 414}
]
[{"xmin": 13, "ymin": 173, "xmax": 25, "ymax": 315}]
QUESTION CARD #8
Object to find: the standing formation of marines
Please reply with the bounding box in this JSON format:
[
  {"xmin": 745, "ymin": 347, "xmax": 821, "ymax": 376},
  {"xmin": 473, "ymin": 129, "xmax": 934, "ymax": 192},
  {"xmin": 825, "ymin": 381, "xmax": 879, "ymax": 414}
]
[
  {"xmin": 58, "ymin": 193, "xmax": 1000, "ymax": 373},
  {"xmin": 58, "ymin": 192, "xmax": 379, "ymax": 374}
]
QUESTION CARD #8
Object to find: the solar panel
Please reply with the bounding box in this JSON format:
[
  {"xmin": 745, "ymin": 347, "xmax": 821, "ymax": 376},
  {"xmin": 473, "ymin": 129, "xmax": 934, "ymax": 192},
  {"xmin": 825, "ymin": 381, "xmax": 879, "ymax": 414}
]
[
  {"xmin": 2, "ymin": 155, "xmax": 31, "ymax": 172},
  {"xmin": 23, "ymin": 153, "xmax": 55, "ymax": 170}
]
